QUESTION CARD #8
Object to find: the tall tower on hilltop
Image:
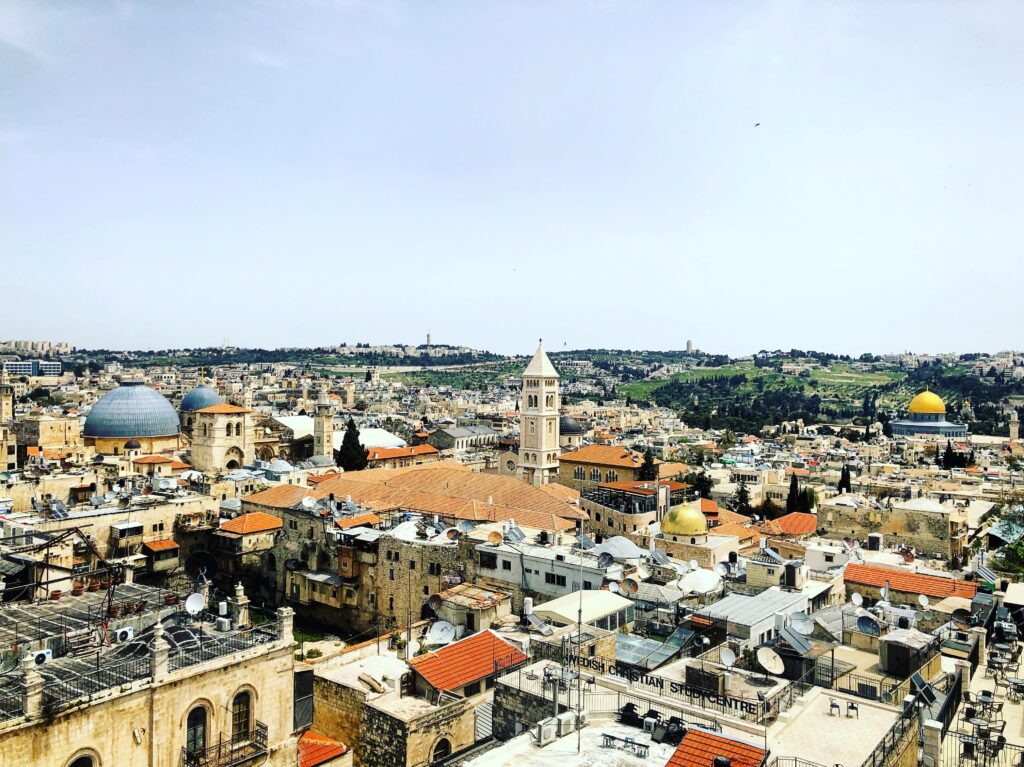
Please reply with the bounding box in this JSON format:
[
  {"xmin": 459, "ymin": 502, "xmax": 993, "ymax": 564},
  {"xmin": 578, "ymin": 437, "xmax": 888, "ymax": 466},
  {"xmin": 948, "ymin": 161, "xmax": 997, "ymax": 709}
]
[
  {"xmin": 314, "ymin": 384, "xmax": 335, "ymax": 460},
  {"xmin": 0, "ymin": 368, "xmax": 13, "ymax": 422},
  {"xmin": 1011, "ymin": 409, "xmax": 1019, "ymax": 443},
  {"xmin": 518, "ymin": 341, "xmax": 560, "ymax": 486}
]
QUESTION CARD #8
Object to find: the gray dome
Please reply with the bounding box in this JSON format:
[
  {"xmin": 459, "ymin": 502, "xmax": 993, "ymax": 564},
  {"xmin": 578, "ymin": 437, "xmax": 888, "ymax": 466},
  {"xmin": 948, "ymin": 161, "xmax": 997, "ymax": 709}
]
[
  {"xmin": 559, "ymin": 414, "xmax": 585, "ymax": 435},
  {"xmin": 124, "ymin": 439, "xmax": 142, "ymax": 450},
  {"xmin": 180, "ymin": 384, "xmax": 223, "ymax": 412},
  {"xmin": 84, "ymin": 383, "xmax": 180, "ymax": 439},
  {"xmin": 268, "ymin": 459, "xmax": 293, "ymax": 473}
]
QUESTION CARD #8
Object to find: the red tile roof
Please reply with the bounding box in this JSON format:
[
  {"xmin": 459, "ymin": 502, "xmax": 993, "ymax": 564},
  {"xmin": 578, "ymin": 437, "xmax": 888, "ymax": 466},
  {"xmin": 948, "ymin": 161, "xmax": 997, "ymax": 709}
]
[
  {"xmin": 335, "ymin": 512, "xmax": 381, "ymax": 529},
  {"xmin": 133, "ymin": 455, "xmax": 174, "ymax": 464},
  {"xmin": 560, "ymin": 444, "xmax": 648, "ymax": 469},
  {"xmin": 844, "ymin": 563, "xmax": 977, "ymax": 600},
  {"xmin": 220, "ymin": 511, "xmax": 283, "ymax": 535},
  {"xmin": 666, "ymin": 730, "xmax": 768, "ymax": 767},
  {"xmin": 409, "ymin": 630, "xmax": 527, "ymax": 692},
  {"xmin": 297, "ymin": 729, "xmax": 347, "ymax": 767},
  {"xmin": 194, "ymin": 403, "xmax": 252, "ymax": 414},
  {"xmin": 367, "ymin": 444, "xmax": 439, "ymax": 462},
  {"xmin": 770, "ymin": 512, "xmax": 818, "ymax": 536},
  {"xmin": 142, "ymin": 539, "xmax": 179, "ymax": 552}
]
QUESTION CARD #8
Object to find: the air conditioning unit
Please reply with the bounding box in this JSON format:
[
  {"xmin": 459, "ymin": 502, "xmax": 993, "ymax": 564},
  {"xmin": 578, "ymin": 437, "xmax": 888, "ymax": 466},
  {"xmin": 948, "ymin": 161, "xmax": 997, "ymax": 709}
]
[
  {"xmin": 215, "ymin": 617, "xmax": 233, "ymax": 632},
  {"xmin": 218, "ymin": 601, "xmax": 228, "ymax": 617},
  {"xmin": 33, "ymin": 649, "xmax": 52, "ymax": 665},
  {"xmin": 556, "ymin": 711, "xmax": 577, "ymax": 736},
  {"xmin": 537, "ymin": 718, "xmax": 559, "ymax": 746},
  {"xmin": 115, "ymin": 627, "xmax": 135, "ymax": 643}
]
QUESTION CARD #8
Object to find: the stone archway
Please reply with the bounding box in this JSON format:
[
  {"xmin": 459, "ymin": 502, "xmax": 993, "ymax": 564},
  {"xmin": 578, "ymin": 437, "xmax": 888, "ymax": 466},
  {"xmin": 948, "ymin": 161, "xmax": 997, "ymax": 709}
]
[{"xmin": 224, "ymin": 446, "xmax": 245, "ymax": 470}]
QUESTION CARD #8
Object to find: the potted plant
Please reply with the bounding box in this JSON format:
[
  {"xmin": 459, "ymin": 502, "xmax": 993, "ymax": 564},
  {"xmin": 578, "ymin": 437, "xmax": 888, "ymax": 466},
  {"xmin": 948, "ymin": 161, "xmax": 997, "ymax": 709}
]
[
  {"xmin": 50, "ymin": 590, "xmax": 62, "ymax": 600},
  {"xmin": 107, "ymin": 604, "xmax": 120, "ymax": 619},
  {"xmin": 87, "ymin": 579, "xmax": 100, "ymax": 592},
  {"xmin": 164, "ymin": 592, "xmax": 179, "ymax": 606},
  {"xmin": 394, "ymin": 636, "xmax": 407, "ymax": 660},
  {"xmin": 71, "ymin": 581, "xmax": 85, "ymax": 596}
]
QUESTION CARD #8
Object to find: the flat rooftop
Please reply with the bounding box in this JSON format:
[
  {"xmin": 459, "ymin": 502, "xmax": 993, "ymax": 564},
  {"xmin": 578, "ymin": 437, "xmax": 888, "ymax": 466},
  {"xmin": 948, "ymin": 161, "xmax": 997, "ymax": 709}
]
[
  {"xmin": 462, "ymin": 716, "xmax": 677, "ymax": 767},
  {"xmin": 768, "ymin": 687, "xmax": 900, "ymax": 766}
]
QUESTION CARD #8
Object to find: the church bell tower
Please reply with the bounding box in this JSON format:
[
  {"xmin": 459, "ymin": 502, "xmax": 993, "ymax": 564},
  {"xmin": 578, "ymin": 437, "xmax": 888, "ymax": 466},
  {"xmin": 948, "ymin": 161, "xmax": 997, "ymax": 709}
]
[{"xmin": 518, "ymin": 341, "xmax": 560, "ymax": 486}]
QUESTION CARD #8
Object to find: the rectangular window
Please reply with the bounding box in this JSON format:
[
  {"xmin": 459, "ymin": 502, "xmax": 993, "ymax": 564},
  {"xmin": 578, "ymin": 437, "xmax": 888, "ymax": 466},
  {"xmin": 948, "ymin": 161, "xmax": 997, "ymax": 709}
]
[
  {"xmin": 389, "ymin": 569, "xmax": 395, "ymax": 581},
  {"xmin": 545, "ymin": 572, "xmax": 556, "ymax": 585},
  {"xmin": 824, "ymin": 554, "xmax": 834, "ymax": 563},
  {"xmin": 409, "ymin": 560, "xmax": 416, "ymax": 570},
  {"xmin": 464, "ymin": 681, "xmax": 482, "ymax": 696},
  {"xmin": 556, "ymin": 574, "xmax": 566, "ymax": 587},
  {"xmin": 502, "ymin": 560, "xmax": 512, "ymax": 571},
  {"xmin": 479, "ymin": 552, "xmax": 497, "ymax": 569},
  {"xmin": 428, "ymin": 562, "xmax": 441, "ymax": 576}
]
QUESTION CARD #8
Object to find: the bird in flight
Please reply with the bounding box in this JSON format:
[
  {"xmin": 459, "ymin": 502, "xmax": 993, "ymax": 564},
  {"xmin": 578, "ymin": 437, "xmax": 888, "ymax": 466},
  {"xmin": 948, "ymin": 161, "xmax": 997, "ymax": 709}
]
[{"xmin": 754, "ymin": 122, "xmax": 761, "ymax": 127}]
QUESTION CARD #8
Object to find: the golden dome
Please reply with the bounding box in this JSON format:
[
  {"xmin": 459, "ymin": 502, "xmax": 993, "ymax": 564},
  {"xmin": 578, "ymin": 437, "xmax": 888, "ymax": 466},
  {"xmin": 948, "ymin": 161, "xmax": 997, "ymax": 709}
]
[
  {"xmin": 908, "ymin": 390, "xmax": 946, "ymax": 415},
  {"xmin": 661, "ymin": 503, "xmax": 708, "ymax": 537}
]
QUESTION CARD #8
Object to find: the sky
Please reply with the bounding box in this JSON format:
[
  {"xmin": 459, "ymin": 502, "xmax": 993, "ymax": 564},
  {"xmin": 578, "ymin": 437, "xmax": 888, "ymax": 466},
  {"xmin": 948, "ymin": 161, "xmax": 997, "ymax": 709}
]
[{"xmin": 1, "ymin": 1, "xmax": 1022, "ymax": 357}]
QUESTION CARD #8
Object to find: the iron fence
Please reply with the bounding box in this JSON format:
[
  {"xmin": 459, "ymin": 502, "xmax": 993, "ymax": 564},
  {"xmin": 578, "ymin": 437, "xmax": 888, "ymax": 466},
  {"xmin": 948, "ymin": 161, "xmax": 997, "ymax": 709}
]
[
  {"xmin": 860, "ymin": 708, "xmax": 918, "ymax": 767},
  {"xmin": 0, "ymin": 674, "xmax": 24, "ymax": 723},
  {"xmin": 181, "ymin": 720, "xmax": 268, "ymax": 767},
  {"xmin": 40, "ymin": 653, "xmax": 152, "ymax": 713}
]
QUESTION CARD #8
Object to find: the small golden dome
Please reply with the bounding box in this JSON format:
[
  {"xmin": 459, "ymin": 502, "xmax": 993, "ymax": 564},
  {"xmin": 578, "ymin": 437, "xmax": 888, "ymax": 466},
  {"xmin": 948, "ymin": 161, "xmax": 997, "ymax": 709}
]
[
  {"xmin": 908, "ymin": 390, "xmax": 945, "ymax": 414},
  {"xmin": 661, "ymin": 503, "xmax": 708, "ymax": 537}
]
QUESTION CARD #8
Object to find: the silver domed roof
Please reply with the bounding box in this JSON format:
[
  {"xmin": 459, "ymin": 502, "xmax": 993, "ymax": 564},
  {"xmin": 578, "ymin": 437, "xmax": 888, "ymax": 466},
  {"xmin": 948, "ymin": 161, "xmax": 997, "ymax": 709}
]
[
  {"xmin": 559, "ymin": 414, "xmax": 585, "ymax": 435},
  {"xmin": 180, "ymin": 384, "xmax": 223, "ymax": 412},
  {"xmin": 84, "ymin": 383, "xmax": 180, "ymax": 439}
]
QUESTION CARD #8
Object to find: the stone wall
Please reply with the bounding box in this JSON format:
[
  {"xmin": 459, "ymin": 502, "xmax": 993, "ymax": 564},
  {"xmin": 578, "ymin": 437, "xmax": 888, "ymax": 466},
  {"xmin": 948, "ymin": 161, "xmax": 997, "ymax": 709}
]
[
  {"xmin": 313, "ymin": 675, "xmax": 369, "ymax": 765},
  {"xmin": 492, "ymin": 681, "xmax": 564, "ymax": 741}
]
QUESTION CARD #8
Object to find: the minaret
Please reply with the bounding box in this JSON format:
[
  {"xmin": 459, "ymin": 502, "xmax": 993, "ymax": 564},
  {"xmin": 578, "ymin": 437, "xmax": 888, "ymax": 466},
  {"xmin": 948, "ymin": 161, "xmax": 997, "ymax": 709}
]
[
  {"xmin": 518, "ymin": 340, "xmax": 560, "ymax": 486},
  {"xmin": 313, "ymin": 384, "xmax": 334, "ymax": 460},
  {"xmin": 1011, "ymin": 409, "xmax": 1020, "ymax": 443},
  {"xmin": 0, "ymin": 368, "xmax": 13, "ymax": 422}
]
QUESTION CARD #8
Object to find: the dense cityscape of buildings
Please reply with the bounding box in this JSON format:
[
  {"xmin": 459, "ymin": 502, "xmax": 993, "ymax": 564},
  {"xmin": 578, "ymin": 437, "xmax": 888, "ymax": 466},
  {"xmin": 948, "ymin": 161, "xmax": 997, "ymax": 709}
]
[{"xmin": 1, "ymin": 340, "xmax": 1023, "ymax": 767}]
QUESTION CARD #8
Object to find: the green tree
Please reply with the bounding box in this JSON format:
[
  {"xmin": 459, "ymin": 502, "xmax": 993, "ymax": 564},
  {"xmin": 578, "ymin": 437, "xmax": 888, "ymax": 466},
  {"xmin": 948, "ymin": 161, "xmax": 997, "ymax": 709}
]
[
  {"xmin": 786, "ymin": 474, "xmax": 800, "ymax": 514},
  {"xmin": 638, "ymin": 448, "xmax": 658, "ymax": 481},
  {"xmin": 732, "ymin": 479, "xmax": 752, "ymax": 514},
  {"xmin": 838, "ymin": 465, "xmax": 852, "ymax": 494},
  {"xmin": 797, "ymin": 487, "xmax": 818, "ymax": 514},
  {"xmin": 683, "ymin": 470, "xmax": 714, "ymax": 498},
  {"xmin": 336, "ymin": 418, "xmax": 369, "ymax": 471}
]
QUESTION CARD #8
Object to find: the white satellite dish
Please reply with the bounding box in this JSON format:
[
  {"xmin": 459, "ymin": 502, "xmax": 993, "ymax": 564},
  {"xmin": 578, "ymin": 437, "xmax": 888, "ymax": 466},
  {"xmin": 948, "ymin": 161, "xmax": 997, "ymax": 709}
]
[
  {"xmin": 851, "ymin": 592, "xmax": 864, "ymax": 607},
  {"xmin": 757, "ymin": 647, "xmax": 785, "ymax": 675},
  {"xmin": 607, "ymin": 582, "xmax": 621, "ymax": 595},
  {"xmin": 426, "ymin": 621, "xmax": 457, "ymax": 646},
  {"xmin": 103, "ymin": 491, "xmax": 116, "ymax": 502},
  {"xmin": 791, "ymin": 613, "xmax": 814, "ymax": 636},
  {"xmin": 721, "ymin": 648, "xmax": 736, "ymax": 668},
  {"xmin": 689, "ymin": 559, "xmax": 700, "ymax": 571},
  {"xmin": 713, "ymin": 563, "xmax": 729, "ymax": 577},
  {"xmin": 918, "ymin": 594, "xmax": 929, "ymax": 608},
  {"xmin": 677, "ymin": 562, "xmax": 690, "ymax": 575},
  {"xmin": 184, "ymin": 593, "xmax": 205, "ymax": 616},
  {"xmin": 301, "ymin": 496, "xmax": 317, "ymax": 509}
]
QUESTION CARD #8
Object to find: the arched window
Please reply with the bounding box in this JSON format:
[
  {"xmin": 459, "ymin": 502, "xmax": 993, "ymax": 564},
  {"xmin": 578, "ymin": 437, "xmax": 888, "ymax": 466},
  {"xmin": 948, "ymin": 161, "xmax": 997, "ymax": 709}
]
[
  {"xmin": 201, "ymin": 423, "xmax": 208, "ymax": 437},
  {"xmin": 606, "ymin": 470, "xmax": 618, "ymax": 482},
  {"xmin": 226, "ymin": 423, "xmax": 233, "ymax": 437},
  {"xmin": 186, "ymin": 706, "xmax": 207, "ymax": 754},
  {"xmin": 432, "ymin": 738, "xmax": 452, "ymax": 763},
  {"xmin": 69, "ymin": 757, "xmax": 95, "ymax": 767},
  {"xmin": 574, "ymin": 467, "xmax": 584, "ymax": 480},
  {"xmin": 232, "ymin": 692, "xmax": 251, "ymax": 742},
  {"xmin": 234, "ymin": 422, "xmax": 242, "ymax": 437},
  {"xmin": 590, "ymin": 468, "xmax": 600, "ymax": 482}
]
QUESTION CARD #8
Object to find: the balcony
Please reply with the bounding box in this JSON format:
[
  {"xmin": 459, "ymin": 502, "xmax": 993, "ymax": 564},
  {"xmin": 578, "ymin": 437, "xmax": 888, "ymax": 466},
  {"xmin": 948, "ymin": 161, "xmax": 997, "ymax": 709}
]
[{"xmin": 181, "ymin": 720, "xmax": 268, "ymax": 767}]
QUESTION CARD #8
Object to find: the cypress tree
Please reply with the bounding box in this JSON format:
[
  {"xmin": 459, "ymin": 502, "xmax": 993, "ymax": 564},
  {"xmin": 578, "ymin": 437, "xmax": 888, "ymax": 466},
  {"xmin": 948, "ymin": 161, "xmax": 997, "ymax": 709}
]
[
  {"xmin": 337, "ymin": 418, "xmax": 369, "ymax": 471},
  {"xmin": 638, "ymin": 447, "xmax": 658, "ymax": 481},
  {"xmin": 786, "ymin": 474, "xmax": 799, "ymax": 514}
]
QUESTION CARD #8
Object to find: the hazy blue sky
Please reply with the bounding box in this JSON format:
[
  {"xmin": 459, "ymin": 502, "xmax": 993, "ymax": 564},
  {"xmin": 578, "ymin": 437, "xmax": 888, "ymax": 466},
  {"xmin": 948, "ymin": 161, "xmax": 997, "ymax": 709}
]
[{"xmin": 2, "ymin": 1, "xmax": 1022, "ymax": 356}]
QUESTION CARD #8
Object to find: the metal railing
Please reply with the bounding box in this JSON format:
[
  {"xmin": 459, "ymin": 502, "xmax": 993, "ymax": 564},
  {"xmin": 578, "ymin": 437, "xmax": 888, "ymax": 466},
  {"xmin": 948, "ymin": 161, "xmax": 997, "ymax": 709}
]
[
  {"xmin": 40, "ymin": 653, "xmax": 152, "ymax": 714},
  {"xmin": 0, "ymin": 675, "xmax": 25, "ymax": 723},
  {"xmin": 181, "ymin": 720, "xmax": 268, "ymax": 767},
  {"xmin": 860, "ymin": 708, "xmax": 918, "ymax": 767}
]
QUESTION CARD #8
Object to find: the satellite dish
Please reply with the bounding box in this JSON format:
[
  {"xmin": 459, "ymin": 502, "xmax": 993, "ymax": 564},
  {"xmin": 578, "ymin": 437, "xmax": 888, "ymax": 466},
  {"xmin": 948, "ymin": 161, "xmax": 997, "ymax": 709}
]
[
  {"xmin": 721, "ymin": 648, "xmax": 736, "ymax": 668},
  {"xmin": 714, "ymin": 563, "xmax": 729, "ymax": 577},
  {"xmin": 103, "ymin": 491, "xmax": 116, "ymax": 502},
  {"xmin": 677, "ymin": 562, "xmax": 690, "ymax": 575},
  {"xmin": 857, "ymin": 615, "xmax": 881, "ymax": 636},
  {"xmin": 90, "ymin": 494, "xmax": 102, "ymax": 506},
  {"xmin": 457, "ymin": 520, "xmax": 474, "ymax": 533},
  {"xmin": 951, "ymin": 608, "xmax": 972, "ymax": 628},
  {"xmin": 444, "ymin": 528, "xmax": 460, "ymax": 541},
  {"xmin": 851, "ymin": 592, "xmax": 864, "ymax": 607},
  {"xmin": 428, "ymin": 594, "xmax": 443, "ymax": 611},
  {"xmin": 607, "ymin": 582, "xmax": 621, "ymax": 595},
  {"xmin": 918, "ymin": 594, "xmax": 929, "ymax": 608},
  {"xmin": 689, "ymin": 560, "xmax": 700, "ymax": 571},
  {"xmin": 597, "ymin": 552, "xmax": 615, "ymax": 569},
  {"xmin": 184, "ymin": 593, "xmax": 205, "ymax": 616},
  {"xmin": 487, "ymin": 531, "xmax": 503, "ymax": 546},
  {"xmin": 301, "ymin": 496, "xmax": 317, "ymax": 510},
  {"xmin": 622, "ymin": 578, "xmax": 639, "ymax": 595},
  {"xmin": 791, "ymin": 613, "xmax": 814, "ymax": 636},
  {"xmin": 757, "ymin": 647, "xmax": 785, "ymax": 675},
  {"xmin": 426, "ymin": 621, "xmax": 457, "ymax": 646}
]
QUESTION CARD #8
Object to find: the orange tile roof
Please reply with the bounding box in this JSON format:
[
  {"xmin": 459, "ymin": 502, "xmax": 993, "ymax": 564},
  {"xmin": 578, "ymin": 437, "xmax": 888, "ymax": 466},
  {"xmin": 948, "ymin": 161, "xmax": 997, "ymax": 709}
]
[
  {"xmin": 559, "ymin": 444, "xmax": 647, "ymax": 469},
  {"xmin": 194, "ymin": 403, "xmax": 252, "ymax": 414},
  {"xmin": 667, "ymin": 730, "xmax": 767, "ymax": 767},
  {"xmin": 844, "ymin": 563, "xmax": 977, "ymax": 600},
  {"xmin": 712, "ymin": 507, "xmax": 745, "ymax": 524},
  {"xmin": 308, "ymin": 472, "xmax": 343, "ymax": 485},
  {"xmin": 785, "ymin": 467, "xmax": 811, "ymax": 476},
  {"xmin": 133, "ymin": 455, "xmax": 174, "ymax": 464},
  {"xmin": 297, "ymin": 729, "xmax": 347, "ymax": 767},
  {"xmin": 335, "ymin": 512, "xmax": 381, "ymax": 529},
  {"xmin": 220, "ymin": 511, "xmax": 283, "ymax": 535},
  {"xmin": 367, "ymin": 444, "xmax": 439, "ymax": 461},
  {"xmin": 142, "ymin": 539, "xmax": 179, "ymax": 552},
  {"xmin": 598, "ymin": 480, "xmax": 690, "ymax": 496},
  {"xmin": 537, "ymin": 483, "xmax": 581, "ymax": 503},
  {"xmin": 410, "ymin": 630, "xmax": 527, "ymax": 691},
  {"xmin": 243, "ymin": 484, "xmax": 312, "ymax": 508},
  {"xmin": 714, "ymin": 522, "xmax": 761, "ymax": 545},
  {"xmin": 770, "ymin": 512, "xmax": 818, "ymax": 536},
  {"xmin": 171, "ymin": 460, "xmax": 191, "ymax": 470}
]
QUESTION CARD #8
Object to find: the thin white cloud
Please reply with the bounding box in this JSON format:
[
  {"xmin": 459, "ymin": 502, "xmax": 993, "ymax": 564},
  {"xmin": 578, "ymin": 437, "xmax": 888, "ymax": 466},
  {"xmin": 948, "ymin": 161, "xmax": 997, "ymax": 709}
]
[{"xmin": 245, "ymin": 48, "xmax": 289, "ymax": 69}]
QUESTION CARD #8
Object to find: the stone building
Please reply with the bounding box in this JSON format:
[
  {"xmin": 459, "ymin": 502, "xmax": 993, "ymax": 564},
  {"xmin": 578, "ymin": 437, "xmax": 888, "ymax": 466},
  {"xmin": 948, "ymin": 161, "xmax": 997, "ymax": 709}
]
[
  {"xmin": 190, "ymin": 403, "xmax": 256, "ymax": 472},
  {"xmin": 557, "ymin": 444, "xmax": 648, "ymax": 491},
  {"xmin": 0, "ymin": 582, "xmax": 301, "ymax": 767},
  {"xmin": 890, "ymin": 390, "xmax": 967, "ymax": 439},
  {"xmin": 178, "ymin": 383, "xmax": 223, "ymax": 437},
  {"xmin": 517, "ymin": 343, "xmax": 560, "ymax": 486}
]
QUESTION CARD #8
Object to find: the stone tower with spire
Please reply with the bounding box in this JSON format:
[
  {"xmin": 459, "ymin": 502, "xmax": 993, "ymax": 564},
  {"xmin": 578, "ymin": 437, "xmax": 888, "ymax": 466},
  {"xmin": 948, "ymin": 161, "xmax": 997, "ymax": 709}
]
[
  {"xmin": 313, "ymin": 383, "xmax": 334, "ymax": 460},
  {"xmin": 1011, "ymin": 408, "xmax": 1019, "ymax": 443},
  {"xmin": 0, "ymin": 368, "xmax": 13, "ymax": 423},
  {"xmin": 518, "ymin": 341, "xmax": 560, "ymax": 486}
]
